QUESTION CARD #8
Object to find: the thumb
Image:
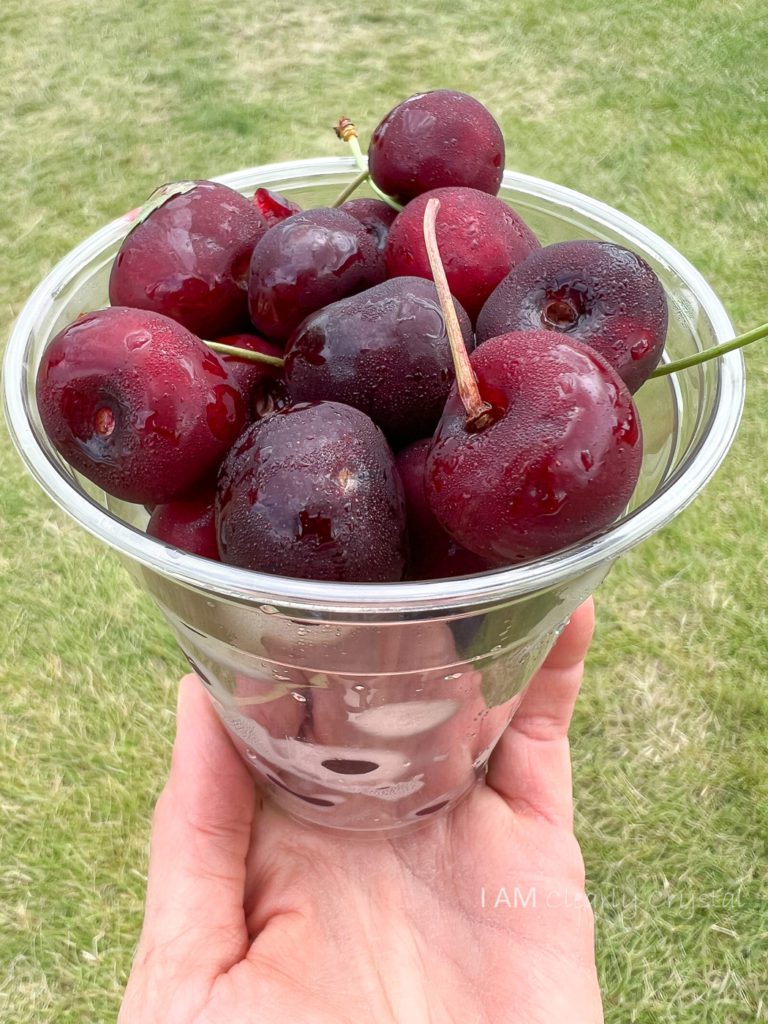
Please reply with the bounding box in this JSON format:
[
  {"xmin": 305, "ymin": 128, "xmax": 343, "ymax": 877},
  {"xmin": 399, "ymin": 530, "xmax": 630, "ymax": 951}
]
[
  {"xmin": 487, "ymin": 599, "xmax": 595, "ymax": 828},
  {"xmin": 136, "ymin": 675, "xmax": 256, "ymax": 975}
]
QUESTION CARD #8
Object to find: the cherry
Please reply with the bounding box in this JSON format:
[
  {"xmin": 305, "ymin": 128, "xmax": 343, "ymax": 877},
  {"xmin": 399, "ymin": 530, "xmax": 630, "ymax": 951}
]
[
  {"xmin": 385, "ymin": 187, "xmax": 540, "ymax": 322},
  {"xmin": 247, "ymin": 207, "xmax": 383, "ymax": 342},
  {"xmin": 253, "ymin": 187, "xmax": 302, "ymax": 225},
  {"xmin": 214, "ymin": 333, "xmax": 291, "ymax": 421},
  {"xmin": 476, "ymin": 240, "xmax": 669, "ymax": 393},
  {"xmin": 340, "ymin": 198, "xmax": 397, "ymax": 251},
  {"xmin": 368, "ymin": 90, "xmax": 505, "ymax": 203},
  {"xmin": 341, "ymin": 197, "xmax": 398, "ymax": 280},
  {"xmin": 396, "ymin": 440, "xmax": 496, "ymax": 580},
  {"xmin": 216, "ymin": 401, "xmax": 407, "ymax": 582},
  {"xmin": 283, "ymin": 277, "xmax": 473, "ymax": 446},
  {"xmin": 36, "ymin": 307, "xmax": 246, "ymax": 505},
  {"xmin": 147, "ymin": 487, "xmax": 219, "ymax": 560},
  {"xmin": 109, "ymin": 180, "xmax": 268, "ymax": 338},
  {"xmin": 420, "ymin": 199, "xmax": 643, "ymax": 564},
  {"xmin": 427, "ymin": 331, "xmax": 643, "ymax": 562}
]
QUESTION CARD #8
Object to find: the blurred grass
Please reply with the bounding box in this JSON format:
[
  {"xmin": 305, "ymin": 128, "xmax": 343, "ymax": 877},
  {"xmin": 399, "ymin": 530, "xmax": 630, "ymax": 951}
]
[{"xmin": 0, "ymin": 0, "xmax": 766, "ymax": 1020}]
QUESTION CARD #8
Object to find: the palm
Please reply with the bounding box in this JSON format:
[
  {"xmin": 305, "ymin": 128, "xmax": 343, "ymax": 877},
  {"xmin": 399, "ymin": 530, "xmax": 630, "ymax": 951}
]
[{"xmin": 120, "ymin": 601, "xmax": 602, "ymax": 1024}]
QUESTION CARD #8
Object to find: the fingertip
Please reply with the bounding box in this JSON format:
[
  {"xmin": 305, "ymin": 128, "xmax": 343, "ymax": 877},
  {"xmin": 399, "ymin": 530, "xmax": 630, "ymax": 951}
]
[
  {"xmin": 574, "ymin": 596, "xmax": 596, "ymax": 640},
  {"xmin": 170, "ymin": 672, "xmax": 241, "ymax": 788},
  {"xmin": 176, "ymin": 671, "xmax": 218, "ymax": 728},
  {"xmin": 177, "ymin": 671, "xmax": 200, "ymax": 709},
  {"xmin": 542, "ymin": 598, "xmax": 595, "ymax": 673}
]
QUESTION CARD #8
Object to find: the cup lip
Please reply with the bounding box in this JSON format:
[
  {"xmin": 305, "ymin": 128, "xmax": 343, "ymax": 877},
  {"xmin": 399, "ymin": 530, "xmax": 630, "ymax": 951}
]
[{"xmin": 3, "ymin": 156, "xmax": 744, "ymax": 615}]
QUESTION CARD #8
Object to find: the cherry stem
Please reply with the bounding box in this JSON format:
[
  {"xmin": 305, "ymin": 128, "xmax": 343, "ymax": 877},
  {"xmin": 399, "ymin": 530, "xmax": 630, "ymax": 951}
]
[
  {"xmin": 334, "ymin": 117, "xmax": 403, "ymax": 212},
  {"xmin": 330, "ymin": 167, "xmax": 371, "ymax": 208},
  {"xmin": 422, "ymin": 198, "xmax": 493, "ymax": 428},
  {"xmin": 649, "ymin": 320, "xmax": 768, "ymax": 380},
  {"xmin": 204, "ymin": 340, "xmax": 285, "ymax": 368}
]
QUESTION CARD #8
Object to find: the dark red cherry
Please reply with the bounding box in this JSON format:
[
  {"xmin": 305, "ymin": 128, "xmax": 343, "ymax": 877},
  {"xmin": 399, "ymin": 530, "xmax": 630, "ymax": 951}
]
[
  {"xmin": 216, "ymin": 402, "xmax": 407, "ymax": 582},
  {"xmin": 368, "ymin": 90, "xmax": 505, "ymax": 203},
  {"xmin": 253, "ymin": 187, "xmax": 302, "ymax": 225},
  {"xmin": 340, "ymin": 198, "xmax": 397, "ymax": 251},
  {"xmin": 426, "ymin": 331, "xmax": 643, "ymax": 563},
  {"xmin": 283, "ymin": 277, "xmax": 472, "ymax": 445},
  {"xmin": 476, "ymin": 240, "xmax": 668, "ymax": 393},
  {"xmin": 36, "ymin": 307, "xmax": 246, "ymax": 505},
  {"xmin": 214, "ymin": 333, "xmax": 291, "ymax": 421},
  {"xmin": 385, "ymin": 187, "xmax": 540, "ymax": 322},
  {"xmin": 341, "ymin": 198, "xmax": 398, "ymax": 280},
  {"xmin": 396, "ymin": 440, "xmax": 496, "ymax": 580},
  {"xmin": 147, "ymin": 487, "xmax": 219, "ymax": 559},
  {"xmin": 249, "ymin": 376, "xmax": 291, "ymax": 422},
  {"xmin": 247, "ymin": 208, "xmax": 383, "ymax": 342},
  {"xmin": 109, "ymin": 181, "xmax": 268, "ymax": 338}
]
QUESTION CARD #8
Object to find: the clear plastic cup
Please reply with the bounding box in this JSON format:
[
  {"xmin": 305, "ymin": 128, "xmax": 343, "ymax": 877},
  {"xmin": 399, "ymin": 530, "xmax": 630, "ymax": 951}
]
[{"xmin": 3, "ymin": 158, "xmax": 744, "ymax": 835}]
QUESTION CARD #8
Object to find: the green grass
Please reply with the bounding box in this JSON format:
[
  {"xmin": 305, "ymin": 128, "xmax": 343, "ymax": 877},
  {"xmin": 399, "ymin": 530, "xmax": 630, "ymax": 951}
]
[{"xmin": 1, "ymin": 0, "xmax": 766, "ymax": 1019}]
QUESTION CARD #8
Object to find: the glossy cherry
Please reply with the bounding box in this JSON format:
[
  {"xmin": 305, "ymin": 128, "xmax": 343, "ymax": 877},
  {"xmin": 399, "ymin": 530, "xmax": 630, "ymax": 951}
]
[
  {"xmin": 36, "ymin": 307, "xmax": 246, "ymax": 505},
  {"xmin": 476, "ymin": 240, "xmax": 668, "ymax": 393},
  {"xmin": 385, "ymin": 187, "xmax": 540, "ymax": 322},
  {"xmin": 341, "ymin": 198, "xmax": 397, "ymax": 250},
  {"xmin": 253, "ymin": 187, "xmax": 302, "ymax": 225},
  {"xmin": 147, "ymin": 487, "xmax": 219, "ymax": 560},
  {"xmin": 283, "ymin": 277, "xmax": 472, "ymax": 445},
  {"xmin": 341, "ymin": 197, "xmax": 398, "ymax": 280},
  {"xmin": 396, "ymin": 439, "xmax": 496, "ymax": 580},
  {"xmin": 216, "ymin": 401, "xmax": 407, "ymax": 582},
  {"xmin": 426, "ymin": 330, "xmax": 643, "ymax": 563},
  {"xmin": 214, "ymin": 333, "xmax": 291, "ymax": 421},
  {"xmin": 247, "ymin": 208, "xmax": 383, "ymax": 342},
  {"xmin": 368, "ymin": 90, "xmax": 505, "ymax": 203},
  {"xmin": 109, "ymin": 181, "xmax": 268, "ymax": 338}
]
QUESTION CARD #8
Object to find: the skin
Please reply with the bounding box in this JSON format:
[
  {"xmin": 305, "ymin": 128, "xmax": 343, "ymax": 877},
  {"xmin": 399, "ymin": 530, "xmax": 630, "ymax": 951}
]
[{"xmin": 120, "ymin": 600, "xmax": 603, "ymax": 1024}]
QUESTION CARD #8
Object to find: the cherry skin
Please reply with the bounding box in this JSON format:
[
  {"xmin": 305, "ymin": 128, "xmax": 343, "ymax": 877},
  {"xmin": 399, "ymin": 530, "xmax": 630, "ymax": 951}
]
[
  {"xmin": 36, "ymin": 307, "xmax": 246, "ymax": 505},
  {"xmin": 476, "ymin": 240, "xmax": 669, "ymax": 393},
  {"xmin": 341, "ymin": 198, "xmax": 397, "ymax": 251},
  {"xmin": 253, "ymin": 187, "xmax": 301, "ymax": 225},
  {"xmin": 385, "ymin": 187, "xmax": 540, "ymax": 322},
  {"xmin": 147, "ymin": 487, "xmax": 219, "ymax": 560},
  {"xmin": 214, "ymin": 333, "xmax": 291, "ymax": 421},
  {"xmin": 426, "ymin": 330, "xmax": 643, "ymax": 563},
  {"xmin": 396, "ymin": 439, "xmax": 497, "ymax": 580},
  {"xmin": 341, "ymin": 198, "xmax": 398, "ymax": 280},
  {"xmin": 109, "ymin": 181, "xmax": 268, "ymax": 338},
  {"xmin": 283, "ymin": 277, "xmax": 473, "ymax": 446},
  {"xmin": 368, "ymin": 90, "xmax": 505, "ymax": 203},
  {"xmin": 216, "ymin": 402, "xmax": 407, "ymax": 582},
  {"xmin": 247, "ymin": 208, "xmax": 383, "ymax": 343}
]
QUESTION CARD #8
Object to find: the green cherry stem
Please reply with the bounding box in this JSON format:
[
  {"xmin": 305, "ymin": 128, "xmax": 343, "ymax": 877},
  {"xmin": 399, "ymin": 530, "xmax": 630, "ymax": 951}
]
[
  {"xmin": 330, "ymin": 167, "xmax": 371, "ymax": 208},
  {"xmin": 649, "ymin": 320, "xmax": 768, "ymax": 379},
  {"xmin": 334, "ymin": 118, "xmax": 403, "ymax": 212},
  {"xmin": 204, "ymin": 340, "xmax": 285, "ymax": 369},
  {"xmin": 422, "ymin": 198, "xmax": 494, "ymax": 429}
]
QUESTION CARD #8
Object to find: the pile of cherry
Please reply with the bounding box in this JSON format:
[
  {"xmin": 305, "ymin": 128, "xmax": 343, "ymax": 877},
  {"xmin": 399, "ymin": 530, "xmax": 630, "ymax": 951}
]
[{"xmin": 37, "ymin": 89, "xmax": 672, "ymax": 583}]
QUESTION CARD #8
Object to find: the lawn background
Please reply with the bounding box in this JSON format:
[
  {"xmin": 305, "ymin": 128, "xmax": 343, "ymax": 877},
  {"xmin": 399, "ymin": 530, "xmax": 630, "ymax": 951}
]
[{"xmin": 1, "ymin": 0, "xmax": 766, "ymax": 1020}]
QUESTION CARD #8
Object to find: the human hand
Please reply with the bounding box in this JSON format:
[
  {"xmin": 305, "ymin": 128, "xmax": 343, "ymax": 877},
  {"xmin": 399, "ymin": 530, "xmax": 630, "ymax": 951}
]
[{"xmin": 120, "ymin": 599, "xmax": 602, "ymax": 1024}]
